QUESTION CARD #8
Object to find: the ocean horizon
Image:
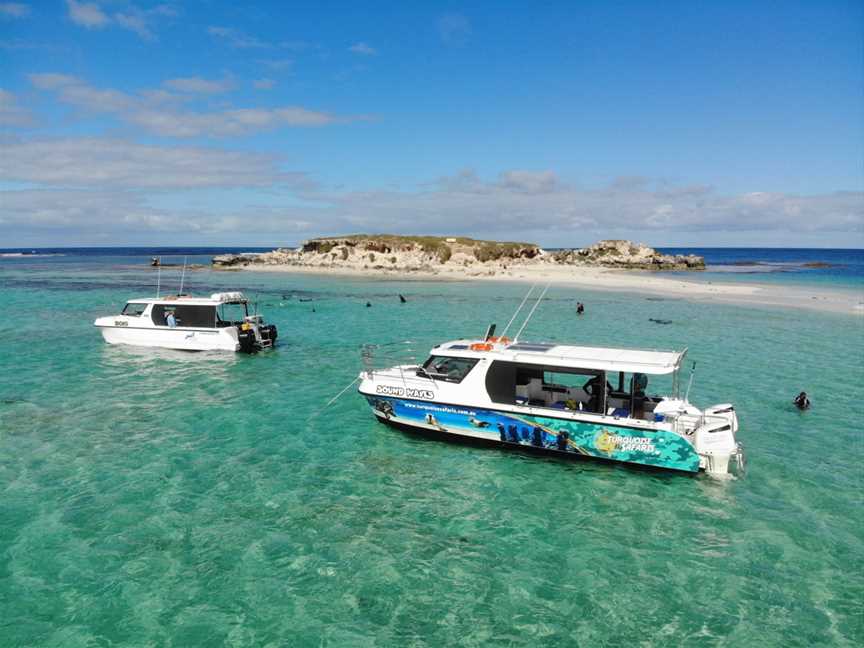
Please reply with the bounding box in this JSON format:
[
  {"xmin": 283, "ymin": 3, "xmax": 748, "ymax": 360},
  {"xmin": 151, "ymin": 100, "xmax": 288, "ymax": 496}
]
[{"xmin": 4, "ymin": 245, "xmax": 862, "ymax": 291}]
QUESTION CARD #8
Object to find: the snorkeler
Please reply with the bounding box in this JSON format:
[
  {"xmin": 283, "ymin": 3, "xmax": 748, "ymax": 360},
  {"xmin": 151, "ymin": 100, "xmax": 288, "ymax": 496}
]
[{"xmin": 793, "ymin": 391, "xmax": 811, "ymax": 410}]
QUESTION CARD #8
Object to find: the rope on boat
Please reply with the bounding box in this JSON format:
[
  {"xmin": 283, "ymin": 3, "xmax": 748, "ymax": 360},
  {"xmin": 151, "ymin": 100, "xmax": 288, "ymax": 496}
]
[
  {"xmin": 326, "ymin": 376, "xmax": 360, "ymax": 407},
  {"xmin": 500, "ymin": 284, "xmax": 536, "ymax": 338},
  {"xmin": 514, "ymin": 283, "xmax": 550, "ymax": 341}
]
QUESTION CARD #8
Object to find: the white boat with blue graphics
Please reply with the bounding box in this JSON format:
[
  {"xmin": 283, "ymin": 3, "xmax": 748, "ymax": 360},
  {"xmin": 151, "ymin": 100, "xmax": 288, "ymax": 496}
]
[{"xmin": 358, "ymin": 291, "xmax": 743, "ymax": 475}]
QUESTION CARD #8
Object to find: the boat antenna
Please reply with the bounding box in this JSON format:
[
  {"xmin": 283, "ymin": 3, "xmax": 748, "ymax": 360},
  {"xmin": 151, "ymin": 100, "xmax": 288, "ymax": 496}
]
[
  {"xmin": 156, "ymin": 259, "xmax": 161, "ymax": 298},
  {"xmin": 684, "ymin": 361, "xmax": 697, "ymax": 402},
  {"xmin": 178, "ymin": 256, "xmax": 188, "ymax": 295},
  {"xmin": 514, "ymin": 283, "xmax": 550, "ymax": 342},
  {"xmin": 500, "ymin": 284, "xmax": 536, "ymax": 338}
]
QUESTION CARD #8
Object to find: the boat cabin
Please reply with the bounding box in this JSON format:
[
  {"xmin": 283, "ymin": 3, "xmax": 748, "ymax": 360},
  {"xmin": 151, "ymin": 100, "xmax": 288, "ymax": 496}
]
[
  {"xmin": 422, "ymin": 341, "xmax": 686, "ymax": 422},
  {"xmin": 119, "ymin": 292, "xmax": 252, "ymax": 329}
]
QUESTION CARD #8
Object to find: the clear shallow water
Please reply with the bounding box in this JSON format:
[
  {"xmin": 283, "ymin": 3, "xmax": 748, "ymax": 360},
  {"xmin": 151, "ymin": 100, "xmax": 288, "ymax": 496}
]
[{"xmin": 1, "ymin": 255, "xmax": 862, "ymax": 646}]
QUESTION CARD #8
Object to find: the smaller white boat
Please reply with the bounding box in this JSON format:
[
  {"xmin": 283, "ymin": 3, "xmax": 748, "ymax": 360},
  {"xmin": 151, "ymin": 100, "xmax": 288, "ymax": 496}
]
[{"xmin": 94, "ymin": 292, "xmax": 277, "ymax": 352}]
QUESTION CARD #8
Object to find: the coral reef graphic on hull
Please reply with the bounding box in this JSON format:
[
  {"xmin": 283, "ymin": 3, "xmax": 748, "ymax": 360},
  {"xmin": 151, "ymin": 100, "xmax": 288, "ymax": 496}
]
[{"xmin": 366, "ymin": 396, "xmax": 700, "ymax": 472}]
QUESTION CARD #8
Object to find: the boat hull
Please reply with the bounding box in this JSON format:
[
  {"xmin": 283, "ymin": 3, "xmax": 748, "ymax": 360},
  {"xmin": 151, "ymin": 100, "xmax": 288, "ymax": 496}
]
[
  {"xmin": 96, "ymin": 324, "xmax": 239, "ymax": 352},
  {"xmin": 361, "ymin": 394, "xmax": 701, "ymax": 473}
]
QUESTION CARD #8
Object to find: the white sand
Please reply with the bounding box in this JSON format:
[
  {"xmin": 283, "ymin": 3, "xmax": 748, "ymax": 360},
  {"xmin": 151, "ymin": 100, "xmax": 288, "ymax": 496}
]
[{"xmin": 228, "ymin": 263, "xmax": 863, "ymax": 315}]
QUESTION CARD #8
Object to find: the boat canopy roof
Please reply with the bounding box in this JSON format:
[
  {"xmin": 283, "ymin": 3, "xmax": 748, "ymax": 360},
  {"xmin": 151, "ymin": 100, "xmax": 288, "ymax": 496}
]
[
  {"xmin": 433, "ymin": 339, "xmax": 685, "ymax": 375},
  {"xmin": 126, "ymin": 292, "xmax": 248, "ymax": 306}
]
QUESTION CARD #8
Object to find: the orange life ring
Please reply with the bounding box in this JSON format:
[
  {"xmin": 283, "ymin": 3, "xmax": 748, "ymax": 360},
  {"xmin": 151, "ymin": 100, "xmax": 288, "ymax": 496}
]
[{"xmin": 470, "ymin": 342, "xmax": 493, "ymax": 351}]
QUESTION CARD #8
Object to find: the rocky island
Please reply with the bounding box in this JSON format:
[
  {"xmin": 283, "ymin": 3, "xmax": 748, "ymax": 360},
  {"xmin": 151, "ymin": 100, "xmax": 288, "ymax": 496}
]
[{"xmin": 212, "ymin": 235, "xmax": 704, "ymax": 275}]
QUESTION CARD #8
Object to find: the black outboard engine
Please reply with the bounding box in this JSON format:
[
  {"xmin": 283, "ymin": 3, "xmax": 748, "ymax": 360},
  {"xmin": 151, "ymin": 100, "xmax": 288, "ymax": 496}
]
[
  {"xmin": 236, "ymin": 318, "xmax": 278, "ymax": 353},
  {"xmin": 259, "ymin": 323, "xmax": 278, "ymax": 347},
  {"xmin": 237, "ymin": 326, "xmax": 258, "ymax": 353}
]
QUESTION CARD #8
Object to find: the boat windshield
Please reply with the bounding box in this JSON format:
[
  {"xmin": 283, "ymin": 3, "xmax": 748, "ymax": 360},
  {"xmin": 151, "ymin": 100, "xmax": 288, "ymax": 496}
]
[
  {"xmin": 121, "ymin": 302, "xmax": 147, "ymax": 316},
  {"xmin": 217, "ymin": 302, "xmax": 248, "ymax": 325},
  {"xmin": 419, "ymin": 355, "xmax": 478, "ymax": 383}
]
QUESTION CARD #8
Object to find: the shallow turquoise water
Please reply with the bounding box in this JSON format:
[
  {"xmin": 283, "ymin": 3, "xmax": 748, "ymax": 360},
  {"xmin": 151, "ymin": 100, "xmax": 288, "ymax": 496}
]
[{"xmin": 1, "ymin": 261, "xmax": 862, "ymax": 646}]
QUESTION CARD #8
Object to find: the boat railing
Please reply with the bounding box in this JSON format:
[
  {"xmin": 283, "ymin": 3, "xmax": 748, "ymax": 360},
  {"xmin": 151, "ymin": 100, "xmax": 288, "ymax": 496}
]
[{"xmin": 360, "ymin": 342, "xmax": 426, "ymax": 379}]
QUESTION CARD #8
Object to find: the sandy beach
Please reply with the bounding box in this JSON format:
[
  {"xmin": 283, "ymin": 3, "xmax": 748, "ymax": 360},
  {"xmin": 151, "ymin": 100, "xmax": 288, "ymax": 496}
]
[{"xmin": 228, "ymin": 262, "xmax": 863, "ymax": 315}]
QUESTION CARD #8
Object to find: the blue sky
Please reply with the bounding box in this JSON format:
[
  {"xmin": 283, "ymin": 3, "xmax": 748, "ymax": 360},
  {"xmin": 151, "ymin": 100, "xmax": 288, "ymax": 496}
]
[{"xmin": 1, "ymin": 0, "xmax": 862, "ymax": 247}]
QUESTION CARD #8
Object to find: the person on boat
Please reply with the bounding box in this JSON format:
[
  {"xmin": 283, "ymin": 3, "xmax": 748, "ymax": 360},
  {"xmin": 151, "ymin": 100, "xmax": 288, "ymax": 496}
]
[
  {"xmin": 584, "ymin": 374, "xmax": 608, "ymax": 412},
  {"xmin": 793, "ymin": 391, "xmax": 810, "ymax": 410},
  {"xmin": 165, "ymin": 311, "xmax": 177, "ymax": 328}
]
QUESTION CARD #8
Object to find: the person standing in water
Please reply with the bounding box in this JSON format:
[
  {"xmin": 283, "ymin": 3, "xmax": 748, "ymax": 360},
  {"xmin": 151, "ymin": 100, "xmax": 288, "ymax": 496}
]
[
  {"xmin": 793, "ymin": 391, "xmax": 810, "ymax": 410},
  {"xmin": 576, "ymin": 302, "xmax": 585, "ymax": 315}
]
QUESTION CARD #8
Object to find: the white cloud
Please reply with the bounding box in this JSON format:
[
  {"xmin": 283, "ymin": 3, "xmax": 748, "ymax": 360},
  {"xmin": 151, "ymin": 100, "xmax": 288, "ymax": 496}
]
[
  {"xmin": 312, "ymin": 171, "xmax": 864, "ymax": 239},
  {"xmin": 2, "ymin": 146, "xmax": 860, "ymax": 245},
  {"xmin": 66, "ymin": 0, "xmax": 108, "ymax": 28},
  {"xmin": 164, "ymin": 76, "xmax": 234, "ymax": 94},
  {"xmin": 207, "ymin": 25, "xmax": 268, "ymax": 49},
  {"xmin": 253, "ymin": 78, "xmax": 276, "ymax": 90},
  {"xmin": 348, "ymin": 42, "xmax": 376, "ymax": 56},
  {"xmin": 28, "ymin": 73, "xmax": 363, "ymax": 137},
  {"xmin": 65, "ymin": 1, "xmax": 174, "ymax": 40},
  {"xmin": 0, "ymin": 137, "xmax": 286, "ymax": 188},
  {"xmin": 259, "ymin": 58, "xmax": 294, "ymax": 71},
  {"xmin": 126, "ymin": 106, "xmax": 352, "ymax": 137},
  {"xmin": 114, "ymin": 10, "xmax": 151, "ymax": 39},
  {"xmin": 29, "ymin": 72, "xmax": 136, "ymax": 112},
  {"xmin": 498, "ymin": 170, "xmax": 559, "ymax": 193},
  {"xmin": 0, "ymin": 3, "xmax": 29, "ymax": 18},
  {"xmin": 0, "ymin": 89, "xmax": 35, "ymax": 126}
]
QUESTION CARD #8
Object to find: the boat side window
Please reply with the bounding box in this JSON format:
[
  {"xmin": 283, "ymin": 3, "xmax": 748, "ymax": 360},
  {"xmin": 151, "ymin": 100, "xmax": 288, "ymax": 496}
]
[
  {"xmin": 604, "ymin": 372, "xmax": 670, "ymax": 421},
  {"xmin": 420, "ymin": 355, "xmax": 478, "ymax": 383},
  {"xmin": 485, "ymin": 360, "xmax": 607, "ymax": 413},
  {"xmin": 121, "ymin": 302, "xmax": 147, "ymax": 316},
  {"xmin": 151, "ymin": 304, "xmax": 217, "ymax": 328},
  {"xmin": 540, "ymin": 368, "xmax": 607, "ymax": 413}
]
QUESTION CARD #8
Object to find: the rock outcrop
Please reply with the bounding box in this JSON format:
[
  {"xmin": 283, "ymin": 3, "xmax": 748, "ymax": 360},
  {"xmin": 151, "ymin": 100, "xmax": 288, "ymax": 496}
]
[
  {"xmin": 553, "ymin": 240, "xmax": 705, "ymax": 270},
  {"xmin": 214, "ymin": 235, "xmax": 543, "ymax": 274},
  {"xmin": 212, "ymin": 236, "xmax": 704, "ymax": 273},
  {"xmin": 212, "ymin": 252, "xmax": 264, "ymax": 267}
]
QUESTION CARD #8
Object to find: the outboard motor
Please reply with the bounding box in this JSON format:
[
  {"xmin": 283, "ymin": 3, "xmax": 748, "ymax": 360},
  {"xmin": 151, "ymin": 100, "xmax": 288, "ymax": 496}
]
[
  {"xmin": 705, "ymin": 403, "xmax": 739, "ymax": 433},
  {"xmin": 237, "ymin": 315, "xmax": 278, "ymax": 352},
  {"xmin": 236, "ymin": 325, "xmax": 258, "ymax": 353}
]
